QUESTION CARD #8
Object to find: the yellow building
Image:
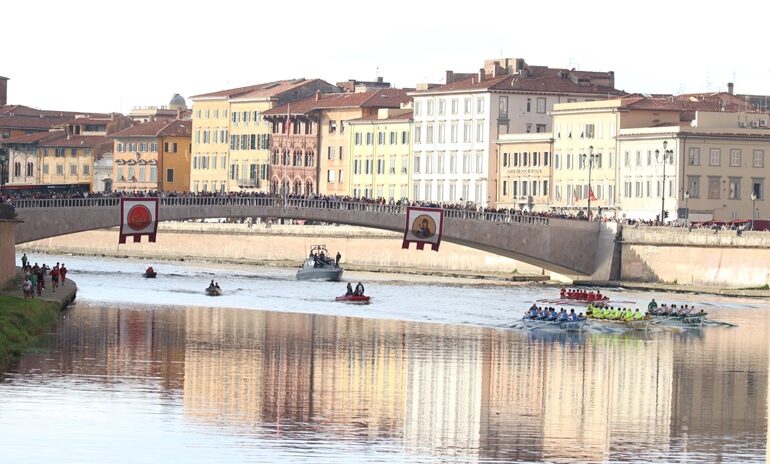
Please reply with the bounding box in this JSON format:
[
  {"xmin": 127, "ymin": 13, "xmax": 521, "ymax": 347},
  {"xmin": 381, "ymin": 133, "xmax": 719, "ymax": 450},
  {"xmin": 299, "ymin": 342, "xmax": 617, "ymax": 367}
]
[
  {"xmin": 496, "ymin": 133, "xmax": 553, "ymax": 210},
  {"xmin": 189, "ymin": 79, "xmax": 340, "ymax": 193},
  {"xmin": 112, "ymin": 119, "xmax": 192, "ymax": 192},
  {"xmin": 37, "ymin": 133, "xmax": 110, "ymax": 190},
  {"xmin": 347, "ymin": 108, "xmax": 412, "ymax": 200}
]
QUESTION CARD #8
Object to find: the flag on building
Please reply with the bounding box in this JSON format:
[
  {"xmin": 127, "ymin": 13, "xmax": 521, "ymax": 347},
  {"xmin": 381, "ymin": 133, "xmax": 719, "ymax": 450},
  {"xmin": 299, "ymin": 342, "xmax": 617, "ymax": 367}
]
[
  {"xmin": 284, "ymin": 103, "xmax": 292, "ymax": 136},
  {"xmin": 402, "ymin": 207, "xmax": 444, "ymax": 251},
  {"xmin": 119, "ymin": 197, "xmax": 159, "ymax": 244},
  {"xmin": 589, "ymin": 186, "xmax": 597, "ymax": 201}
]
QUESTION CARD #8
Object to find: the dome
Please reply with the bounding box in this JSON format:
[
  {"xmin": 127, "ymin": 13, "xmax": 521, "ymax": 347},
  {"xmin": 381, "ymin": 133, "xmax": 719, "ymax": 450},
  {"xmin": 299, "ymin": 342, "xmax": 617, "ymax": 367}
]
[{"xmin": 169, "ymin": 93, "xmax": 187, "ymax": 109}]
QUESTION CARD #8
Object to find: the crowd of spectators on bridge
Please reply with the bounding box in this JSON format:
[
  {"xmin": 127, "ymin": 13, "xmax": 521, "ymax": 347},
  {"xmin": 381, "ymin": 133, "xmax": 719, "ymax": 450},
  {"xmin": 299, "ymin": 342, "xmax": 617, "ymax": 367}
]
[{"xmin": 2, "ymin": 189, "xmax": 767, "ymax": 231}]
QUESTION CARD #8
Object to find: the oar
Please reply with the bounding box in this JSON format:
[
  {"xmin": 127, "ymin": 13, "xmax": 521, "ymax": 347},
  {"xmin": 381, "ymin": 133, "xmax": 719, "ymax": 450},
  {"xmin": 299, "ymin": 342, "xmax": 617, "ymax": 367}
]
[{"xmin": 704, "ymin": 319, "xmax": 738, "ymax": 328}]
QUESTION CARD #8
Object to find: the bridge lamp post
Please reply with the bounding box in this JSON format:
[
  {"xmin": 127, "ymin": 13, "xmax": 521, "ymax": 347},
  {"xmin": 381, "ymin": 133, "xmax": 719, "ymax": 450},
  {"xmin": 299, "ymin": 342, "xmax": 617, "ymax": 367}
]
[
  {"xmin": 655, "ymin": 141, "xmax": 674, "ymax": 223},
  {"xmin": 683, "ymin": 191, "xmax": 690, "ymax": 227},
  {"xmin": 582, "ymin": 145, "xmax": 598, "ymax": 220},
  {"xmin": 751, "ymin": 192, "xmax": 758, "ymax": 230}
]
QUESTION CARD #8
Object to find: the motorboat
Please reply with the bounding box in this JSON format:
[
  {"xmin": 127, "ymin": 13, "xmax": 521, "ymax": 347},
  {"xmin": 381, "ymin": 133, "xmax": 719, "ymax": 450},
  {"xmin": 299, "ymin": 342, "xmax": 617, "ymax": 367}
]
[
  {"xmin": 205, "ymin": 286, "xmax": 222, "ymax": 296},
  {"xmin": 143, "ymin": 269, "xmax": 157, "ymax": 278},
  {"xmin": 335, "ymin": 294, "xmax": 371, "ymax": 304},
  {"xmin": 296, "ymin": 245, "xmax": 343, "ymax": 281}
]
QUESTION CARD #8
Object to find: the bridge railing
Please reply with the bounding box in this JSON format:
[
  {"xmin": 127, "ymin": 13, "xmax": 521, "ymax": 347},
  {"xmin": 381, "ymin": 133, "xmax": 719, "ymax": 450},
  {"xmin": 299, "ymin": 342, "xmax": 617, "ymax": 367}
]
[{"xmin": 11, "ymin": 197, "xmax": 549, "ymax": 226}]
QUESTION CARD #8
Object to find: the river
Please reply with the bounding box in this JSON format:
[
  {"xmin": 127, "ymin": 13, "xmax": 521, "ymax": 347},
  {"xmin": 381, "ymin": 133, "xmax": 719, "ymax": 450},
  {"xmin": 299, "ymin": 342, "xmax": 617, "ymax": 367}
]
[{"xmin": 1, "ymin": 254, "xmax": 768, "ymax": 463}]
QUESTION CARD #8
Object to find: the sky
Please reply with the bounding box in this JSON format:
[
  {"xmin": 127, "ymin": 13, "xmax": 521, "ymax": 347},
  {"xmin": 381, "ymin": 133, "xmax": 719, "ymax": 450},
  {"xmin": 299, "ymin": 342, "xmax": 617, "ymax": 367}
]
[{"xmin": 3, "ymin": 0, "xmax": 769, "ymax": 114}]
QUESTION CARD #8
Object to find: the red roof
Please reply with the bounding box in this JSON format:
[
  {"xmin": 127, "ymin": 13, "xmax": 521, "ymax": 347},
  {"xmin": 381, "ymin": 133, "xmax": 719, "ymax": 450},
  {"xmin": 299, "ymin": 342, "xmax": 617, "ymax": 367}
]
[
  {"xmin": 411, "ymin": 67, "xmax": 622, "ymax": 96},
  {"xmin": 0, "ymin": 104, "xmax": 110, "ymax": 119},
  {"xmin": 39, "ymin": 134, "xmax": 112, "ymax": 148},
  {"xmin": 0, "ymin": 131, "xmax": 63, "ymax": 144},
  {"xmin": 263, "ymin": 89, "xmax": 410, "ymax": 116},
  {"xmin": 112, "ymin": 119, "xmax": 192, "ymax": 138},
  {"xmin": 192, "ymin": 78, "xmax": 328, "ymax": 99},
  {"xmin": 348, "ymin": 110, "xmax": 413, "ymax": 123},
  {"xmin": 620, "ymin": 95, "xmax": 756, "ymax": 113}
]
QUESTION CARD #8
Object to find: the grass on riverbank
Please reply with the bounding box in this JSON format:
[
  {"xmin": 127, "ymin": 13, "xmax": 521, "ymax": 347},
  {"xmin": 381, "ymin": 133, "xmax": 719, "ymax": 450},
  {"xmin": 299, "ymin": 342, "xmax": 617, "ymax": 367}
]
[{"xmin": 0, "ymin": 295, "xmax": 60, "ymax": 370}]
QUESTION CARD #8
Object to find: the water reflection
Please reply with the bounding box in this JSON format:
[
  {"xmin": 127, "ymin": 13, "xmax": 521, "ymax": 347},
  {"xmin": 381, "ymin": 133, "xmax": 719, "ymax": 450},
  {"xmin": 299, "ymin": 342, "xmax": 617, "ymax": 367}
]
[{"xmin": 3, "ymin": 303, "xmax": 768, "ymax": 462}]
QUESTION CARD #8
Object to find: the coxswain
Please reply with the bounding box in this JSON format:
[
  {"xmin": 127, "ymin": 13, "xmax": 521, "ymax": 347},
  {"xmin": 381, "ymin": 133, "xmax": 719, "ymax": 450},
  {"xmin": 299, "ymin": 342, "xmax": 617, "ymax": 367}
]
[
  {"xmin": 528, "ymin": 304, "xmax": 539, "ymax": 318},
  {"xmin": 146, "ymin": 266, "xmax": 154, "ymax": 274},
  {"xmin": 648, "ymin": 299, "xmax": 658, "ymax": 311},
  {"xmin": 345, "ymin": 283, "xmax": 353, "ymax": 296},
  {"xmin": 560, "ymin": 288, "xmax": 566, "ymax": 298}
]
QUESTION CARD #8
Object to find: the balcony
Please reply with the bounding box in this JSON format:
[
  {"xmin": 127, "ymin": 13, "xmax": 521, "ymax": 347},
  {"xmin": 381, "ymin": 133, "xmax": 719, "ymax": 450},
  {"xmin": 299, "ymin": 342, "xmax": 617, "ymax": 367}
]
[{"xmin": 237, "ymin": 178, "xmax": 260, "ymax": 189}]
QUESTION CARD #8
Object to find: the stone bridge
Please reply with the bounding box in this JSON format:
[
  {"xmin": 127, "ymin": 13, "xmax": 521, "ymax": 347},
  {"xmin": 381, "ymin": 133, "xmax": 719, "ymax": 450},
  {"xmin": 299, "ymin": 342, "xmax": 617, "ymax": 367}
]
[{"xmin": 11, "ymin": 197, "xmax": 617, "ymax": 277}]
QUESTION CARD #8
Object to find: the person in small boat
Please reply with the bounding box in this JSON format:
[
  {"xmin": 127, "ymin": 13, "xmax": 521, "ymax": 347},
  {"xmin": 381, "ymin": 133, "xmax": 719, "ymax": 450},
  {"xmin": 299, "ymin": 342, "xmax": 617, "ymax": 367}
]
[
  {"xmin": 648, "ymin": 299, "xmax": 658, "ymax": 311},
  {"xmin": 214, "ymin": 282, "xmax": 220, "ymax": 290},
  {"xmin": 354, "ymin": 282, "xmax": 365, "ymax": 296},
  {"xmin": 345, "ymin": 283, "xmax": 353, "ymax": 296},
  {"xmin": 558, "ymin": 309, "xmax": 569, "ymax": 321},
  {"xmin": 208, "ymin": 280, "xmax": 215, "ymax": 289},
  {"xmin": 528, "ymin": 304, "xmax": 539, "ymax": 319},
  {"xmin": 633, "ymin": 309, "xmax": 645, "ymax": 320},
  {"xmin": 146, "ymin": 266, "xmax": 154, "ymax": 275},
  {"xmin": 336, "ymin": 252, "xmax": 341, "ymax": 266},
  {"xmin": 559, "ymin": 288, "xmax": 566, "ymax": 298},
  {"xmin": 577, "ymin": 312, "xmax": 585, "ymax": 320}
]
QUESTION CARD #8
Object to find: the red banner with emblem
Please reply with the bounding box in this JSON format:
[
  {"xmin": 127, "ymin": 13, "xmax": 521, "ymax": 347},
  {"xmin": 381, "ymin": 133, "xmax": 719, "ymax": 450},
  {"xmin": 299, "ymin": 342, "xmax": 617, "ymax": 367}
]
[
  {"xmin": 402, "ymin": 206, "xmax": 444, "ymax": 252},
  {"xmin": 119, "ymin": 197, "xmax": 159, "ymax": 244}
]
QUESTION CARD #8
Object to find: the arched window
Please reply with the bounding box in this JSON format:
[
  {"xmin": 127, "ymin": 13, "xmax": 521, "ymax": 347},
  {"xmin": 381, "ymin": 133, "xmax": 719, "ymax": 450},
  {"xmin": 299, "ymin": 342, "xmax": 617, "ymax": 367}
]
[
  {"xmin": 305, "ymin": 180, "xmax": 314, "ymax": 195},
  {"xmin": 293, "ymin": 179, "xmax": 302, "ymax": 195},
  {"xmin": 26, "ymin": 162, "xmax": 34, "ymax": 177},
  {"xmin": 272, "ymin": 150, "xmax": 280, "ymax": 165},
  {"xmin": 305, "ymin": 150, "xmax": 314, "ymax": 167},
  {"xmin": 294, "ymin": 150, "xmax": 302, "ymax": 166},
  {"xmin": 282, "ymin": 149, "xmax": 290, "ymax": 165},
  {"xmin": 13, "ymin": 162, "xmax": 21, "ymax": 177},
  {"xmin": 271, "ymin": 180, "xmax": 279, "ymax": 194}
]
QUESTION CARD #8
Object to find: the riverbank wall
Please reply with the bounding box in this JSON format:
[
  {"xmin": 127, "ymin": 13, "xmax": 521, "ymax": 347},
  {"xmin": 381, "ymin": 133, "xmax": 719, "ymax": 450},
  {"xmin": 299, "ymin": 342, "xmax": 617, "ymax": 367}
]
[
  {"xmin": 620, "ymin": 227, "xmax": 770, "ymax": 288},
  {"xmin": 18, "ymin": 222, "xmax": 545, "ymax": 278}
]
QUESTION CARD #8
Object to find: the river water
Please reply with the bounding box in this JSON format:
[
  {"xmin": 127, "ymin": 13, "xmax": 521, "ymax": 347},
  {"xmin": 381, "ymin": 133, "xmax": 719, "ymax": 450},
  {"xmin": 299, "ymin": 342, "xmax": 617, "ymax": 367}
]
[{"xmin": 1, "ymin": 254, "xmax": 769, "ymax": 463}]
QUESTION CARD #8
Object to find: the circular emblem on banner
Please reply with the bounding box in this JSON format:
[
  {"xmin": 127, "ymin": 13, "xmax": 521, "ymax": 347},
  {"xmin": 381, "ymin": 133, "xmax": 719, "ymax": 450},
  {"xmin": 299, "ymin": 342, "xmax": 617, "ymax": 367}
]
[
  {"xmin": 127, "ymin": 204, "xmax": 152, "ymax": 231},
  {"xmin": 411, "ymin": 214, "xmax": 436, "ymax": 239}
]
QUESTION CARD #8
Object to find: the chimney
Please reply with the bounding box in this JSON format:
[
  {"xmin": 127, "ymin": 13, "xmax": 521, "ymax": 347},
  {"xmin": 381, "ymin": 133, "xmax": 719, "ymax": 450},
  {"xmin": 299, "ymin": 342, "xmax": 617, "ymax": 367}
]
[
  {"xmin": 0, "ymin": 76, "xmax": 8, "ymax": 106},
  {"xmin": 446, "ymin": 70, "xmax": 454, "ymax": 84},
  {"xmin": 727, "ymin": 82, "xmax": 734, "ymax": 95},
  {"xmin": 478, "ymin": 68, "xmax": 485, "ymax": 82},
  {"xmin": 315, "ymin": 89, "xmax": 321, "ymax": 101},
  {"xmin": 377, "ymin": 76, "xmax": 383, "ymax": 83}
]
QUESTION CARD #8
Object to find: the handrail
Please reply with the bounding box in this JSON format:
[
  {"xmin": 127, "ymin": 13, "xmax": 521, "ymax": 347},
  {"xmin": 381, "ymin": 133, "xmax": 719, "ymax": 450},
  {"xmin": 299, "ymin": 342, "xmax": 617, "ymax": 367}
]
[{"xmin": 10, "ymin": 197, "xmax": 550, "ymax": 226}]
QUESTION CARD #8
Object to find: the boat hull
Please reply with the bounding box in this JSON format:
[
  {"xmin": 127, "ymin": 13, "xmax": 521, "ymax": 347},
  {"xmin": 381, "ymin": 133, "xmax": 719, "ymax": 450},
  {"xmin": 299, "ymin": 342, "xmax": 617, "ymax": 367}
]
[
  {"xmin": 335, "ymin": 295, "xmax": 370, "ymax": 304},
  {"xmin": 651, "ymin": 314, "xmax": 707, "ymax": 327},
  {"xmin": 519, "ymin": 318, "xmax": 586, "ymax": 331},
  {"xmin": 296, "ymin": 267, "xmax": 343, "ymax": 281},
  {"xmin": 205, "ymin": 288, "xmax": 222, "ymax": 296},
  {"xmin": 588, "ymin": 317, "xmax": 652, "ymax": 331},
  {"xmin": 143, "ymin": 272, "xmax": 157, "ymax": 278}
]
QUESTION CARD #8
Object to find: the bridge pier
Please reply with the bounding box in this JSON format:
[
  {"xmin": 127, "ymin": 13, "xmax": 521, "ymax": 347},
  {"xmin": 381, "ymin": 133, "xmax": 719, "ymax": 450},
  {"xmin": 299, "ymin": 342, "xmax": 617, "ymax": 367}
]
[{"xmin": 0, "ymin": 204, "xmax": 19, "ymax": 288}]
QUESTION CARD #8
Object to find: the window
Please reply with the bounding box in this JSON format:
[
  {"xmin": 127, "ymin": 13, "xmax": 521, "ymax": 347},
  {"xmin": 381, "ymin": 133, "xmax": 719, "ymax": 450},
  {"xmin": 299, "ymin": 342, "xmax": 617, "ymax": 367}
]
[
  {"xmin": 71, "ymin": 148, "xmax": 77, "ymax": 157},
  {"xmin": 451, "ymin": 99, "xmax": 458, "ymax": 114},
  {"xmin": 502, "ymin": 152, "xmax": 509, "ymax": 167},
  {"xmin": 536, "ymin": 97, "xmax": 546, "ymax": 114},
  {"xmin": 414, "ymin": 155, "xmax": 421, "ymax": 173},
  {"xmin": 329, "ymin": 120, "xmax": 337, "ymax": 133},
  {"xmin": 401, "ymin": 131, "xmax": 408, "ymax": 144},
  {"xmin": 414, "ymin": 101, "xmax": 421, "ymax": 116},
  {"xmin": 464, "ymin": 98, "xmax": 471, "ymax": 114},
  {"xmin": 499, "ymin": 96, "xmax": 508, "ymax": 119},
  {"xmin": 536, "ymin": 124, "xmax": 546, "ymax": 133},
  {"xmin": 353, "ymin": 158, "xmax": 361, "ymax": 175},
  {"xmin": 475, "ymin": 151, "xmax": 483, "ymax": 173},
  {"xmin": 426, "ymin": 125, "xmax": 434, "ymax": 143},
  {"xmin": 708, "ymin": 176, "xmax": 721, "ymax": 199},
  {"xmin": 555, "ymin": 153, "xmax": 560, "ymax": 170},
  {"xmin": 339, "ymin": 146, "xmax": 344, "ymax": 160},
  {"xmin": 438, "ymin": 124, "xmax": 445, "ymax": 143},
  {"xmin": 688, "ymin": 147, "xmax": 700, "ymax": 165},
  {"xmin": 438, "ymin": 99, "xmax": 446, "ymax": 115},
  {"xmin": 355, "ymin": 133, "xmax": 362, "ymax": 145},
  {"xmin": 389, "ymin": 131, "xmax": 396, "ymax": 145},
  {"xmin": 709, "ymin": 148, "xmax": 721, "ymax": 166},
  {"xmin": 752, "ymin": 178, "xmax": 764, "ymax": 200},
  {"xmin": 753, "ymin": 150, "xmax": 765, "ymax": 168},
  {"xmin": 377, "ymin": 158, "xmax": 385, "ymax": 175},
  {"xmin": 463, "ymin": 122, "xmax": 472, "ymax": 142},
  {"xmin": 450, "ymin": 123, "xmax": 458, "ymax": 143},
  {"xmin": 366, "ymin": 133, "xmax": 373, "ymax": 145},
  {"xmin": 730, "ymin": 149, "xmax": 741, "ymax": 167},
  {"xmin": 365, "ymin": 159, "xmax": 372, "ymax": 174},
  {"xmin": 647, "ymin": 150, "xmax": 652, "ymax": 166},
  {"xmin": 56, "ymin": 164, "xmax": 64, "ymax": 175},
  {"xmin": 476, "ymin": 122, "xmax": 484, "ymax": 142},
  {"xmin": 378, "ymin": 132, "xmax": 385, "ymax": 145},
  {"xmin": 69, "ymin": 164, "xmax": 77, "ymax": 175},
  {"xmin": 327, "ymin": 146, "xmax": 333, "ymax": 160},
  {"xmin": 83, "ymin": 165, "xmax": 89, "ymax": 175},
  {"xmin": 462, "ymin": 152, "xmax": 470, "ymax": 173},
  {"xmin": 585, "ymin": 124, "xmax": 595, "ymax": 139},
  {"xmin": 167, "ymin": 169, "xmax": 174, "ymax": 182},
  {"xmin": 477, "ymin": 97, "xmax": 484, "ymax": 114},
  {"xmin": 728, "ymin": 177, "xmax": 741, "ymax": 199},
  {"xmin": 526, "ymin": 98, "xmax": 531, "ymax": 113},
  {"xmin": 389, "ymin": 156, "xmax": 396, "ymax": 174},
  {"xmin": 427, "ymin": 100, "xmax": 434, "ymax": 116},
  {"xmin": 327, "ymin": 170, "xmax": 335, "ymax": 183},
  {"xmin": 687, "ymin": 175, "xmax": 700, "ymax": 198},
  {"xmin": 414, "ymin": 126, "xmax": 422, "ymax": 144},
  {"xmin": 450, "ymin": 152, "xmax": 457, "ymax": 173},
  {"xmin": 635, "ymin": 151, "xmax": 641, "ymax": 166}
]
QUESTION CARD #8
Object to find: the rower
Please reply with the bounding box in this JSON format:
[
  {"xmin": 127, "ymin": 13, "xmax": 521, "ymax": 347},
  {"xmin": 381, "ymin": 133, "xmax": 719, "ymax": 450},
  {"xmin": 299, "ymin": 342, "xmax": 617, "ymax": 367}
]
[
  {"xmin": 568, "ymin": 309, "xmax": 577, "ymax": 321},
  {"xmin": 633, "ymin": 309, "xmax": 645, "ymax": 320},
  {"xmin": 345, "ymin": 283, "xmax": 353, "ymax": 296},
  {"xmin": 558, "ymin": 309, "xmax": 569, "ymax": 321},
  {"xmin": 528, "ymin": 304, "xmax": 539, "ymax": 319}
]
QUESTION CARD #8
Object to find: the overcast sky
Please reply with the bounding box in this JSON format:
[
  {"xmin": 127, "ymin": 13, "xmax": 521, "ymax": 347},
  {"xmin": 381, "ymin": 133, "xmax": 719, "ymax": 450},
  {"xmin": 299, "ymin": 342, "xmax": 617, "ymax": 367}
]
[{"xmin": 3, "ymin": 0, "xmax": 768, "ymax": 114}]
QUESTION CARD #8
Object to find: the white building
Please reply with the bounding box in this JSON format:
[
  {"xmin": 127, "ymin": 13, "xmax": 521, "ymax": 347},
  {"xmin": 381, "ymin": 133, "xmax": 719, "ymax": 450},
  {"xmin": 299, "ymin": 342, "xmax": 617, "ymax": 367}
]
[{"xmin": 408, "ymin": 58, "xmax": 620, "ymax": 206}]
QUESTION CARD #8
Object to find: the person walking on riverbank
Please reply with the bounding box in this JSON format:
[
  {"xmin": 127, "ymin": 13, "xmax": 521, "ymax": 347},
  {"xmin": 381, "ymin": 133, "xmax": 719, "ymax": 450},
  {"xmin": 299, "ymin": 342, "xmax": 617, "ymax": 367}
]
[
  {"xmin": 51, "ymin": 264, "xmax": 60, "ymax": 292},
  {"xmin": 21, "ymin": 253, "xmax": 27, "ymax": 269},
  {"xmin": 60, "ymin": 263, "xmax": 67, "ymax": 284}
]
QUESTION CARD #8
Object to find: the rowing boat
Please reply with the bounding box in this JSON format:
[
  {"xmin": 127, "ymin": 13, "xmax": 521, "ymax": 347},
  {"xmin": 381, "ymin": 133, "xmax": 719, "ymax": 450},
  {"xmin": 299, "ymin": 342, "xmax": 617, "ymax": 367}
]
[
  {"xmin": 518, "ymin": 317, "xmax": 587, "ymax": 332},
  {"xmin": 650, "ymin": 313, "xmax": 707, "ymax": 327},
  {"xmin": 588, "ymin": 317, "xmax": 652, "ymax": 331}
]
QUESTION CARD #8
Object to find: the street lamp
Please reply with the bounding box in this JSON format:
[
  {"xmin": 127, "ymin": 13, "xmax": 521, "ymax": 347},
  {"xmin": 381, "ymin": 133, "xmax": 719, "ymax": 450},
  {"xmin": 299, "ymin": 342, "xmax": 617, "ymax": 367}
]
[
  {"xmin": 655, "ymin": 141, "xmax": 674, "ymax": 223},
  {"xmin": 684, "ymin": 191, "xmax": 690, "ymax": 227},
  {"xmin": 751, "ymin": 192, "xmax": 758, "ymax": 230},
  {"xmin": 582, "ymin": 145, "xmax": 599, "ymax": 220}
]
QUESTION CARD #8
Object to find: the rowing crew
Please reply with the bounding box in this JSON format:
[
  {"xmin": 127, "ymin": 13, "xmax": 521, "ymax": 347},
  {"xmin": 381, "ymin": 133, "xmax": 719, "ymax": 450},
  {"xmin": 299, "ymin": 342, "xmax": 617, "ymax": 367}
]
[
  {"xmin": 560, "ymin": 288, "xmax": 605, "ymax": 301},
  {"xmin": 647, "ymin": 299, "xmax": 706, "ymax": 317},
  {"xmin": 587, "ymin": 304, "xmax": 647, "ymax": 321},
  {"xmin": 527, "ymin": 304, "xmax": 585, "ymax": 322}
]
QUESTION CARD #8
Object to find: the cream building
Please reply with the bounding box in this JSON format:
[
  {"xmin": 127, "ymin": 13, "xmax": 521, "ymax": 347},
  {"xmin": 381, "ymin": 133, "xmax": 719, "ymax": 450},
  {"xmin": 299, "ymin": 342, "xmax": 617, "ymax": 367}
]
[
  {"xmin": 496, "ymin": 133, "xmax": 553, "ymax": 210},
  {"xmin": 189, "ymin": 79, "xmax": 339, "ymax": 193},
  {"xmin": 347, "ymin": 108, "xmax": 412, "ymax": 200},
  {"xmin": 409, "ymin": 57, "xmax": 620, "ymax": 207},
  {"xmin": 549, "ymin": 94, "xmax": 758, "ymax": 221}
]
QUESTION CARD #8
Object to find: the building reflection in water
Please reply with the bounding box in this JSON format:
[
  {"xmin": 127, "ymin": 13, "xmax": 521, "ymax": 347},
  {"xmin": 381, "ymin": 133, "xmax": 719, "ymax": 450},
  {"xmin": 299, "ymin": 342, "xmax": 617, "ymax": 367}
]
[{"xmin": 18, "ymin": 304, "xmax": 769, "ymax": 461}]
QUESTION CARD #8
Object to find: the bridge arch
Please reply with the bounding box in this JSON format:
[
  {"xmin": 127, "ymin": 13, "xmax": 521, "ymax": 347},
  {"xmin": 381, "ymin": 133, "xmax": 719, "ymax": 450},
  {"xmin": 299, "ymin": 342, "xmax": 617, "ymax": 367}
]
[{"xmin": 11, "ymin": 197, "xmax": 607, "ymax": 276}]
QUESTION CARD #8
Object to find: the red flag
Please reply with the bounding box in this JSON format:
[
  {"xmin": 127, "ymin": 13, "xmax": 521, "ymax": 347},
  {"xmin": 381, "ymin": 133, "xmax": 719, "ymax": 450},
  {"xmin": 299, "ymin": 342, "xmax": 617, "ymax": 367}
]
[
  {"xmin": 573, "ymin": 189, "xmax": 579, "ymax": 203},
  {"xmin": 284, "ymin": 104, "xmax": 292, "ymax": 136},
  {"xmin": 589, "ymin": 186, "xmax": 597, "ymax": 201}
]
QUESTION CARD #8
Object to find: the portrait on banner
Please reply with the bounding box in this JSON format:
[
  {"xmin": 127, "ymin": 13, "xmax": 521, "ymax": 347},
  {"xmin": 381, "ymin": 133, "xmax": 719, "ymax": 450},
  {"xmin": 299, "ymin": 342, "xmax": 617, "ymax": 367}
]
[
  {"xmin": 402, "ymin": 207, "xmax": 444, "ymax": 251},
  {"xmin": 119, "ymin": 197, "xmax": 159, "ymax": 244}
]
